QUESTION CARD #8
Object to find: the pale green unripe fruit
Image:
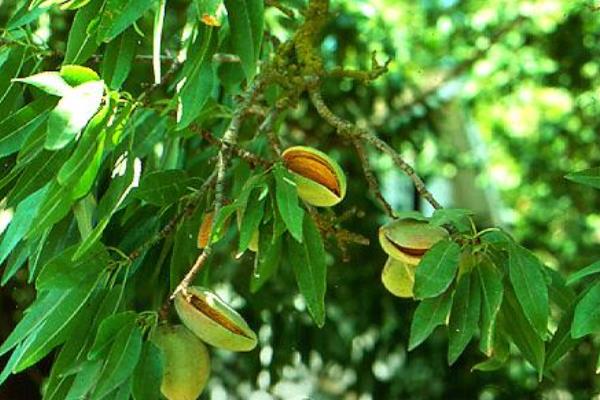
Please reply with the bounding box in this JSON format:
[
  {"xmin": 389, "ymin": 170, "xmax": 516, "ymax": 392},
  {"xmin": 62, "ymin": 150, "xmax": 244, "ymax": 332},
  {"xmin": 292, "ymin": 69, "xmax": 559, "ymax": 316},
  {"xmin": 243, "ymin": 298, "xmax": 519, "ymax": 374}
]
[
  {"xmin": 175, "ymin": 286, "xmax": 258, "ymax": 352},
  {"xmin": 381, "ymin": 257, "xmax": 416, "ymax": 298},
  {"xmin": 378, "ymin": 218, "xmax": 449, "ymax": 265},
  {"xmin": 282, "ymin": 146, "xmax": 347, "ymax": 207},
  {"xmin": 152, "ymin": 325, "xmax": 210, "ymax": 400}
]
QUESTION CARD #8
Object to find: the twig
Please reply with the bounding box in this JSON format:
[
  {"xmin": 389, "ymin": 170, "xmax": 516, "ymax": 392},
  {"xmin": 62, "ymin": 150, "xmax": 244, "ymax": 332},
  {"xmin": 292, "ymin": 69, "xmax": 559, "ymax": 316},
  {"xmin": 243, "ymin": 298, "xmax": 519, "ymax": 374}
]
[
  {"xmin": 309, "ymin": 89, "xmax": 443, "ymax": 210},
  {"xmin": 352, "ymin": 139, "xmax": 395, "ymax": 217},
  {"xmin": 199, "ymin": 129, "xmax": 273, "ymax": 168},
  {"xmin": 128, "ymin": 171, "xmax": 218, "ymax": 261},
  {"xmin": 265, "ymin": 0, "xmax": 295, "ymax": 18},
  {"xmin": 325, "ymin": 52, "xmax": 392, "ymax": 84},
  {"xmin": 259, "ymin": 108, "xmax": 282, "ymax": 155},
  {"xmin": 170, "ymin": 77, "xmax": 266, "ymax": 299}
]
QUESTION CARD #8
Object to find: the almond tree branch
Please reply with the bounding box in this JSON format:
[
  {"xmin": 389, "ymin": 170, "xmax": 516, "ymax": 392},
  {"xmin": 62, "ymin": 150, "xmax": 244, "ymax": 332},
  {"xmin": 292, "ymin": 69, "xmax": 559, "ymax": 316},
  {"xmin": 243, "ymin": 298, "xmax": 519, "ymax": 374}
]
[
  {"xmin": 129, "ymin": 170, "xmax": 218, "ymax": 261},
  {"xmin": 309, "ymin": 89, "xmax": 443, "ymax": 210},
  {"xmin": 199, "ymin": 129, "xmax": 274, "ymax": 168},
  {"xmin": 170, "ymin": 76, "xmax": 266, "ymax": 300},
  {"xmin": 351, "ymin": 139, "xmax": 395, "ymax": 217}
]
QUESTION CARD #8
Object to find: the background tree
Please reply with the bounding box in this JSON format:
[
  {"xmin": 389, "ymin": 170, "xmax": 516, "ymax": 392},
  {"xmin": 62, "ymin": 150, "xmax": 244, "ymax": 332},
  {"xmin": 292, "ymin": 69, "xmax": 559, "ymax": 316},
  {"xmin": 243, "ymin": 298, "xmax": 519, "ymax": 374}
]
[{"xmin": 1, "ymin": 0, "xmax": 600, "ymax": 399}]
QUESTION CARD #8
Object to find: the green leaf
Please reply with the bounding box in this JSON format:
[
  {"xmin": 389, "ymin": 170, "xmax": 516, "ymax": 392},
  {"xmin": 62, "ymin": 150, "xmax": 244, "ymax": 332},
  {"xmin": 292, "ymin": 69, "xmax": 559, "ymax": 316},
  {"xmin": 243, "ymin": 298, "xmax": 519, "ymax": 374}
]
[
  {"xmin": 177, "ymin": 26, "xmax": 217, "ymax": 129},
  {"xmin": 14, "ymin": 276, "xmax": 102, "ymax": 372},
  {"xmin": 91, "ymin": 322, "xmax": 143, "ymax": 399},
  {"xmin": 36, "ymin": 243, "xmax": 109, "ymax": 291},
  {"xmin": 1, "ymin": 241, "xmax": 30, "ymax": 286},
  {"xmin": 7, "ymin": 3, "xmax": 49, "ymax": 29},
  {"xmin": 448, "ymin": 271, "xmax": 481, "ymax": 365},
  {"xmin": 60, "ymin": 0, "xmax": 93, "ymax": 10},
  {"xmin": 209, "ymin": 203, "xmax": 237, "ymax": 245},
  {"xmin": 408, "ymin": 288, "xmax": 453, "ymax": 351},
  {"xmin": 44, "ymin": 292, "xmax": 102, "ymax": 399},
  {"xmin": 565, "ymin": 167, "xmax": 600, "ymax": 189},
  {"xmin": 134, "ymin": 169, "xmax": 192, "ymax": 206},
  {"xmin": 0, "ymin": 96, "xmax": 56, "ymax": 158},
  {"xmin": 74, "ymin": 156, "xmax": 142, "ymax": 260},
  {"xmin": 26, "ymin": 181, "xmax": 77, "ymax": 239},
  {"xmin": 546, "ymin": 306, "xmax": 580, "ymax": 371},
  {"xmin": 0, "ymin": 342, "xmax": 27, "ymax": 386},
  {"xmin": 101, "ymin": 28, "xmax": 137, "ymax": 89},
  {"xmin": 477, "ymin": 258, "xmax": 504, "ymax": 356},
  {"xmin": 223, "ymin": 0, "xmax": 264, "ymax": 80},
  {"xmin": 251, "ymin": 223, "xmax": 282, "ymax": 293},
  {"xmin": 71, "ymin": 130, "xmax": 106, "ymax": 199},
  {"xmin": 287, "ymin": 214, "xmax": 327, "ymax": 327},
  {"xmin": 57, "ymin": 101, "xmax": 111, "ymax": 186},
  {"xmin": 0, "ymin": 185, "xmax": 48, "ymax": 266},
  {"xmin": 413, "ymin": 240, "xmax": 461, "ymax": 299},
  {"xmin": 132, "ymin": 341, "xmax": 164, "ymax": 400},
  {"xmin": 501, "ymin": 287, "xmax": 546, "ymax": 376},
  {"xmin": 60, "ymin": 65, "xmax": 101, "ymax": 86},
  {"xmin": 567, "ymin": 260, "xmax": 600, "ymax": 286},
  {"xmin": 65, "ymin": 359, "xmax": 103, "ymax": 399},
  {"xmin": 131, "ymin": 110, "xmax": 168, "ymax": 158},
  {"xmin": 13, "ymin": 71, "xmax": 73, "ymax": 96},
  {"xmin": 45, "ymin": 80, "xmax": 104, "ymax": 150},
  {"xmin": 572, "ymin": 280, "xmax": 600, "ymax": 338},
  {"xmin": 238, "ymin": 188, "xmax": 266, "ymax": 253},
  {"xmin": 169, "ymin": 213, "xmax": 200, "ymax": 292},
  {"xmin": 472, "ymin": 335, "xmax": 509, "ymax": 372},
  {"xmin": 7, "ymin": 148, "xmax": 70, "ymax": 207},
  {"xmin": 73, "ymin": 195, "xmax": 94, "ymax": 241},
  {"xmin": 273, "ymin": 164, "xmax": 304, "ymax": 243},
  {"xmin": 96, "ymin": 0, "xmax": 158, "ymax": 43},
  {"xmin": 0, "ymin": 46, "xmax": 27, "ymax": 121},
  {"xmin": 64, "ymin": 0, "xmax": 103, "ymax": 64},
  {"xmin": 508, "ymin": 245, "xmax": 549, "ymax": 339},
  {"xmin": 430, "ymin": 208, "xmax": 474, "ymax": 233},
  {"xmin": 88, "ymin": 312, "xmax": 137, "ymax": 360},
  {"xmin": 112, "ymin": 376, "xmax": 133, "ymax": 400}
]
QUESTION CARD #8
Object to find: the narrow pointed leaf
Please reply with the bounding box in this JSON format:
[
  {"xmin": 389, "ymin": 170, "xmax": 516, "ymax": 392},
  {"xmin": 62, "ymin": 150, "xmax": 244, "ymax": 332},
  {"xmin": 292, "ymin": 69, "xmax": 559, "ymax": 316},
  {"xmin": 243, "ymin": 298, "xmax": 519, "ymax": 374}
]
[
  {"xmin": 13, "ymin": 72, "xmax": 73, "ymax": 97},
  {"xmin": 508, "ymin": 245, "xmax": 549, "ymax": 339},
  {"xmin": 0, "ymin": 185, "xmax": 48, "ymax": 266},
  {"xmin": 96, "ymin": 0, "xmax": 158, "ymax": 43},
  {"xmin": 448, "ymin": 272, "xmax": 481, "ymax": 365},
  {"xmin": 414, "ymin": 240, "xmax": 461, "ymax": 299},
  {"xmin": 287, "ymin": 214, "xmax": 327, "ymax": 327},
  {"xmin": 409, "ymin": 289, "xmax": 453, "ymax": 351},
  {"xmin": 572, "ymin": 281, "xmax": 600, "ymax": 338},
  {"xmin": 273, "ymin": 164, "xmax": 304, "ymax": 242},
  {"xmin": 91, "ymin": 323, "xmax": 143, "ymax": 399},
  {"xmin": 45, "ymin": 80, "xmax": 104, "ymax": 150},
  {"xmin": 565, "ymin": 167, "xmax": 600, "ymax": 189},
  {"xmin": 477, "ymin": 258, "xmax": 504, "ymax": 356}
]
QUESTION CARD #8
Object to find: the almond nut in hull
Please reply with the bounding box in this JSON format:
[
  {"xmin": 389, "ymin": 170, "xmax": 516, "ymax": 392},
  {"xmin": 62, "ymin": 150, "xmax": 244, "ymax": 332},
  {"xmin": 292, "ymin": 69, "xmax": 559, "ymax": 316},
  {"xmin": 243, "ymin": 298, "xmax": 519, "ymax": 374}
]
[
  {"xmin": 175, "ymin": 286, "xmax": 258, "ymax": 352},
  {"xmin": 152, "ymin": 324, "xmax": 210, "ymax": 400},
  {"xmin": 381, "ymin": 257, "xmax": 416, "ymax": 298},
  {"xmin": 282, "ymin": 146, "xmax": 347, "ymax": 207},
  {"xmin": 379, "ymin": 218, "xmax": 449, "ymax": 265}
]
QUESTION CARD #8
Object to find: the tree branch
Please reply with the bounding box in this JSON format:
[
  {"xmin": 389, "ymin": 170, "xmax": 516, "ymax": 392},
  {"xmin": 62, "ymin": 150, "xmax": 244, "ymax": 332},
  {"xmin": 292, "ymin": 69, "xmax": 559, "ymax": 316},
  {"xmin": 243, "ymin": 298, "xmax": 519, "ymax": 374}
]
[
  {"xmin": 170, "ymin": 77, "xmax": 266, "ymax": 299},
  {"xmin": 352, "ymin": 139, "xmax": 395, "ymax": 217},
  {"xmin": 309, "ymin": 89, "xmax": 443, "ymax": 210}
]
